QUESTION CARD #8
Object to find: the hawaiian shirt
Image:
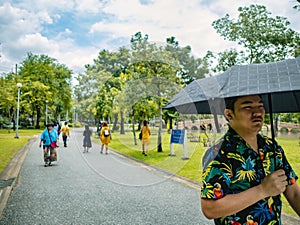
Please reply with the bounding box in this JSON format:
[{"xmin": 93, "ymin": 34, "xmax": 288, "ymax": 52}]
[{"xmin": 201, "ymin": 127, "xmax": 298, "ymax": 225}]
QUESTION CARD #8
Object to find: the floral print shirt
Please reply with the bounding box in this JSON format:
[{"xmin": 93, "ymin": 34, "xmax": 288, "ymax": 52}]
[{"xmin": 201, "ymin": 127, "xmax": 298, "ymax": 225}]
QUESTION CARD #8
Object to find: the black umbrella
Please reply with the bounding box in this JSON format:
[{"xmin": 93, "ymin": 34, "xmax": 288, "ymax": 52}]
[{"xmin": 164, "ymin": 57, "xmax": 300, "ymax": 139}]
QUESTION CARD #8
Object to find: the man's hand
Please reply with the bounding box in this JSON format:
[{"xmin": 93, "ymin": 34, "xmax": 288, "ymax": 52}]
[{"xmin": 261, "ymin": 169, "xmax": 288, "ymax": 197}]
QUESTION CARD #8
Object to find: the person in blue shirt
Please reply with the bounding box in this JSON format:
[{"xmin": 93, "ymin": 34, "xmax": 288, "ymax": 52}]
[{"xmin": 39, "ymin": 123, "xmax": 59, "ymax": 167}]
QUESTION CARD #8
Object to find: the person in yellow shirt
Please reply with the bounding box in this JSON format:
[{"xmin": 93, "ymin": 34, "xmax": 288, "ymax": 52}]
[
  {"xmin": 141, "ymin": 120, "xmax": 151, "ymax": 156},
  {"xmin": 100, "ymin": 122, "xmax": 111, "ymax": 154},
  {"xmin": 60, "ymin": 121, "xmax": 70, "ymax": 147}
]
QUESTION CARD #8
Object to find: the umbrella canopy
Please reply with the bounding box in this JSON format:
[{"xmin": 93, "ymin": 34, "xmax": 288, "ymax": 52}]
[
  {"xmin": 164, "ymin": 57, "xmax": 300, "ymax": 138},
  {"xmin": 164, "ymin": 57, "xmax": 300, "ymax": 114}
]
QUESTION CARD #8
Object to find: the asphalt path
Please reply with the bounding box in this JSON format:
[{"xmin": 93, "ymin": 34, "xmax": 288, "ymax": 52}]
[{"xmin": 0, "ymin": 128, "xmax": 214, "ymax": 225}]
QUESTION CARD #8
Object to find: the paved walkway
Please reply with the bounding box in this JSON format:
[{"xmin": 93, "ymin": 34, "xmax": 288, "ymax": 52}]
[{"xmin": 0, "ymin": 128, "xmax": 214, "ymax": 225}]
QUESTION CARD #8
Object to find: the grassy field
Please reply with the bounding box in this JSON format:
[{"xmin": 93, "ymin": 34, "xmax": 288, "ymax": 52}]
[
  {"xmin": 104, "ymin": 128, "xmax": 300, "ymax": 217},
  {"xmin": 275, "ymin": 138, "xmax": 300, "ymax": 216},
  {"xmin": 0, "ymin": 129, "xmax": 41, "ymax": 173}
]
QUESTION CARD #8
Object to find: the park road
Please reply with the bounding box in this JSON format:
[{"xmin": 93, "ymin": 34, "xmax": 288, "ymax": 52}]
[{"xmin": 0, "ymin": 128, "xmax": 213, "ymax": 225}]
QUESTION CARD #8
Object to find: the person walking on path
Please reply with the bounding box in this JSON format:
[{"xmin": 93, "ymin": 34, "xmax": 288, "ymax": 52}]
[
  {"xmin": 53, "ymin": 120, "xmax": 61, "ymax": 137},
  {"xmin": 60, "ymin": 121, "xmax": 70, "ymax": 147},
  {"xmin": 100, "ymin": 122, "xmax": 110, "ymax": 154},
  {"xmin": 39, "ymin": 123, "xmax": 59, "ymax": 167},
  {"xmin": 201, "ymin": 94, "xmax": 300, "ymax": 225},
  {"xmin": 83, "ymin": 125, "xmax": 92, "ymax": 153},
  {"xmin": 141, "ymin": 120, "xmax": 151, "ymax": 156}
]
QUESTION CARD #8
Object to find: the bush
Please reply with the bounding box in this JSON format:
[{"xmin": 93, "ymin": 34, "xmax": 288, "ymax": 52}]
[
  {"xmin": 73, "ymin": 122, "xmax": 82, "ymax": 128},
  {"xmin": 280, "ymin": 127, "xmax": 289, "ymax": 133},
  {"xmin": 290, "ymin": 128, "xmax": 299, "ymax": 133}
]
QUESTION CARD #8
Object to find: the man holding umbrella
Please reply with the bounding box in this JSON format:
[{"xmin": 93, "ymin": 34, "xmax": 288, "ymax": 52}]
[{"xmin": 201, "ymin": 94, "xmax": 300, "ymax": 224}]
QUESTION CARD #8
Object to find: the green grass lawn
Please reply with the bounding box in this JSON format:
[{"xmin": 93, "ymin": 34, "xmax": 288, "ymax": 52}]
[
  {"xmin": 104, "ymin": 129, "xmax": 300, "ymax": 217},
  {"xmin": 0, "ymin": 129, "xmax": 41, "ymax": 173},
  {"xmin": 275, "ymin": 138, "xmax": 300, "ymax": 216}
]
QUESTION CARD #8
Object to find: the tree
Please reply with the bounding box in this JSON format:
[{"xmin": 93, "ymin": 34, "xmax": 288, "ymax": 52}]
[
  {"xmin": 293, "ymin": 0, "xmax": 300, "ymax": 10},
  {"xmin": 18, "ymin": 53, "xmax": 72, "ymax": 128},
  {"xmin": 129, "ymin": 32, "xmax": 182, "ymax": 151},
  {"xmin": 0, "ymin": 73, "xmax": 18, "ymax": 130},
  {"xmin": 204, "ymin": 49, "xmax": 246, "ymax": 73},
  {"xmin": 166, "ymin": 36, "xmax": 209, "ymax": 85},
  {"xmin": 212, "ymin": 4, "xmax": 300, "ymax": 64}
]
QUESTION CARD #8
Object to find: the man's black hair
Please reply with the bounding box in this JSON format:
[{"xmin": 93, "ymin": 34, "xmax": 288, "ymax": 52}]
[
  {"xmin": 224, "ymin": 96, "xmax": 239, "ymax": 111},
  {"xmin": 224, "ymin": 95, "xmax": 263, "ymax": 112}
]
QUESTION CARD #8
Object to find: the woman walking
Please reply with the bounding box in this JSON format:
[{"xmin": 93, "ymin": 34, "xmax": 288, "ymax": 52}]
[
  {"xmin": 100, "ymin": 122, "xmax": 111, "ymax": 154},
  {"xmin": 83, "ymin": 125, "xmax": 92, "ymax": 153},
  {"xmin": 39, "ymin": 123, "xmax": 59, "ymax": 167},
  {"xmin": 141, "ymin": 120, "xmax": 151, "ymax": 156}
]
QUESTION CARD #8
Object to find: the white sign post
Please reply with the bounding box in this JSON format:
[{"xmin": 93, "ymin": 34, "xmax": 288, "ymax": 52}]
[{"xmin": 169, "ymin": 129, "xmax": 189, "ymax": 160}]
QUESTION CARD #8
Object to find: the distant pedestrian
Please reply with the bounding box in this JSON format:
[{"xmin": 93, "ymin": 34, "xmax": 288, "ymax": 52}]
[
  {"xmin": 100, "ymin": 122, "xmax": 110, "ymax": 154},
  {"xmin": 53, "ymin": 121, "xmax": 61, "ymax": 137},
  {"xmin": 97, "ymin": 121, "xmax": 103, "ymax": 137},
  {"xmin": 83, "ymin": 125, "xmax": 92, "ymax": 153},
  {"xmin": 39, "ymin": 123, "xmax": 59, "ymax": 167},
  {"xmin": 60, "ymin": 121, "xmax": 70, "ymax": 147},
  {"xmin": 141, "ymin": 120, "xmax": 151, "ymax": 156}
]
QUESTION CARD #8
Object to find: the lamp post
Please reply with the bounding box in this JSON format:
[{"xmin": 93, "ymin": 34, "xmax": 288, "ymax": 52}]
[
  {"xmin": 15, "ymin": 83, "xmax": 22, "ymax": 139},
  {"xmin": 73, "ymin": 107, "xmax": 76, "ymax": 123},
  {"xmin": 45, "ymin": 100, "xmax": 48, "ymax": 125}
]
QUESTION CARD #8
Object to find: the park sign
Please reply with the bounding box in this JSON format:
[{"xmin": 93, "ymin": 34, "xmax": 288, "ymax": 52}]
[
  {"xmin": 170, "ymin": 129, "xmax": 185, "ymax": 144},
  {"xmin": 169, "ymin": 129, "xmax": 189, "ymax": 160}
]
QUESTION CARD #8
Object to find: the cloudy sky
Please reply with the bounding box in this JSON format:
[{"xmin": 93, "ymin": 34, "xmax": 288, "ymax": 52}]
[{"xmin": 0, "ymin": 0, "xmax": 299, "ymax": 76}]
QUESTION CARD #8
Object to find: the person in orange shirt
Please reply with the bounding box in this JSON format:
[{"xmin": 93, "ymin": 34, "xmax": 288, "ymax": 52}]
[
  {"xmin": 100, "ymin": 122, "xmax": 111, "ymax": 154},
  {"xmin": 141, "ymin": 120, "xmax": 151, "ymax": 156}
]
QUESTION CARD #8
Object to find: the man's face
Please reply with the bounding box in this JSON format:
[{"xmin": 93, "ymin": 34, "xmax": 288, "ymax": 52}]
[{"xmin": 225, "ymin": 95, "xmax": 265, "ymax": 134}]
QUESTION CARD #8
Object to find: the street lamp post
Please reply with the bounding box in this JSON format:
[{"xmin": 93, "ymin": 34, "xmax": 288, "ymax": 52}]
[
  {"xmin": 73, "ymin": 107, "xmax": 76, "ymax": 123},
  {"xmin": 15, "ymin": 83, "xmax": 22, "ymax": 139},
  {"xmin": 45, "ymin": 100, "xmax": 48, "ymax": 125}
]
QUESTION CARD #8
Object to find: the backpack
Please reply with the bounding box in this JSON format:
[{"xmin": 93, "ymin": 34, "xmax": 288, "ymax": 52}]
[{"xmin": 103, "ymin": 128, "xmax": 110, "ymax": 137}]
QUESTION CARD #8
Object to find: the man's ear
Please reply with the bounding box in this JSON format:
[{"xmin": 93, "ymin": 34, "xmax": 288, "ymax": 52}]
[{"xmin": 224, "ymin": 109, "xmax": 233, "ymax": 121}]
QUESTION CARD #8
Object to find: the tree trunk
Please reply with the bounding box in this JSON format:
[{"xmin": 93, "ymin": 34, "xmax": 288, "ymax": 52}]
[
  {"xmin": 36, "ymin": 106, "xmax": 41, "ymax": 129},
  {"xmin": 31, "ymin": 112, "xmax": 35, "ymax": 128},
  {"xmin": 169, "ymin": 117, "xmax": 173, "ymax": 130},
  {"xmin": 157, "ymin": 81, "xmax": 163, "ymax": 152},
  {"xmin": 120, "ymin": 110, "xmax": 125, "ymax": 134},
  {"xmin": 112, "ymin": 113, "xmax": 118, "ymax": 131},
  {"xmin": 132, "ymin": 115, "xmax": 137, "ymax": 145}
]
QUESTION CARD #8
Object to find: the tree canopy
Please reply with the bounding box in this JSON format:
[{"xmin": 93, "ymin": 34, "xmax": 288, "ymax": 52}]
[{"xmin": 207, "ymin": 4, "xmax": 300, "ymax": 73}]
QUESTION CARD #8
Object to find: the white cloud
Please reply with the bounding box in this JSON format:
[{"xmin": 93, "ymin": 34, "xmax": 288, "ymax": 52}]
[
  {"xmin": 0, "ymin": 0, "xmax": 299, "ymax": 75},
  {"xmin": 90, "ymin": 0, "xmax": 239, "ymax": 56},
  {"xmin": 74, "ymin": 0, "xmax": 104, "ymax": 13}
]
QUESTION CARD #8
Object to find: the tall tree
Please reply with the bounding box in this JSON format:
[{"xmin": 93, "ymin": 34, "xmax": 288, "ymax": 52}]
[
  {"xmin": 0, "ymin": 73, "xmax": 18, "ymax": 129},
  {"xmin": 129, "ymin": 32, "xmax": 181, "ymax": 152},
  {"xmin": 205, "ymin": 49, "xmax": 245, "ymax": 73},
  {"xmin": 166, "ymin": 36, "xmax": 209, "ymax": 84},
  {"xmin": 212, "ymin": 4, "xmax": 300, "ymax": 64},
  {"xmin": 18, "ymin": 52, "xmax": 72, "ymax": 128}
]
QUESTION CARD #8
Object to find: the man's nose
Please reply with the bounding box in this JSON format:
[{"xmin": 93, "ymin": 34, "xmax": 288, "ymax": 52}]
[{"xmin": 253, "ymin": 106, "xmax": 264, "ymax": 115}]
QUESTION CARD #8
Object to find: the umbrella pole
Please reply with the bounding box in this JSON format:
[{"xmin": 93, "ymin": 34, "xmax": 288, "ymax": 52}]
[
  {"xmin": 268, "ymin": 93, "xmax": 275, "ymax": 140},
  {"xmin": 212, "ymin": 111, "xmax": 221, "ymax": 133}
]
